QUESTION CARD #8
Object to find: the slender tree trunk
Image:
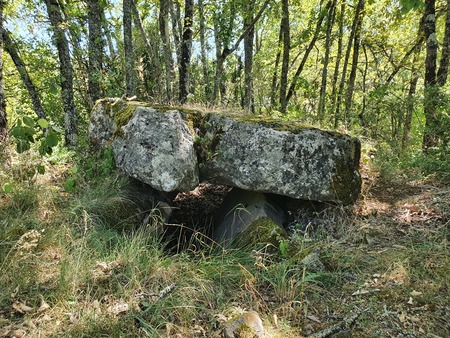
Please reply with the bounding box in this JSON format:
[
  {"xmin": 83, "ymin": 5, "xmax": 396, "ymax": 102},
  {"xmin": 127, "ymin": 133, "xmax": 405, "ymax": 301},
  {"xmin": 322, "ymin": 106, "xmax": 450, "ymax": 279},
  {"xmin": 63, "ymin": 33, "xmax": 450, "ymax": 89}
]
[
  {"xmin": 212, "ymin": 17, "xmax": 223, "ymax": 104},
  {"xmin": 285, "ymin": 1, "xmax": 329, "ymax": 109},
  {"xmin": 0, "ymin": 0, "xmax": 7, "ymax": 151},
  {"xmin": 179, "ymin": 0, "xmax": 193, "ymax": 104},
  {"xmin": 334, "ymin": 0, "xmax": 363, "ymax": 128},
  {"xmin": 131, "ymin": 0, "xmax": 156, "ymax": 86},
  {"xmin": 386, "ymin": 37, "xmax": 423, "ymax": 85},
  {"xmin": 44, "ymin": 0, "xmax": 78, "ymax": 146},
  {"xmin": 87, "ymin": 0, "xmax": 104, "ymax": 106},
  {"xmin": 243, "ymin": 1, "xmax": 255, "ymax": 112},
  {"xmin": 318, "ymin": 0, "xmax": 336, "ymax": 121},
  {"xmin": 159, "ymin": 0, "xmax": 175, "ymax": 102},
  {"xmin": 331, "ymin": 1, "xmax": 345, "ymax": 127},
  {"xmin": 422, "ymin": 0, "xmax": 439, "ymax": 152},
  {"xmin": 124, "ymin": 0, "xmax": 135, "ymax": 97},
  {"xmin": 1, "ymin": 28, "xmax": 47, "ymax": 121},
  {"xmin": 101, "ymin": 9, "xmax": 116, "ymax": 59},
  {"xmin": 169, "ymin": 0, "xmax": 182, "ymax": 64},
  {"xmin": 199, "ymin": 0, "xmax": 210, "ymax": 102},
  {"xmin": 270, "ymin": 22, "xmax": 283, "ymax": 107},
  {"xmin": 213, "ymin": 0, "xmax": 270, "ymax": 105},
  {"xmin": 279, "ymin": 0, "xmax": 290, "ymax": 113},
  {"xmin": 402, "ymin": 49, "xmax": 420, "ymax": 152},
  {"xmin": 359, "ymin": 43, "xmax": 368, "ymax": 132},
  {"xmin": 344, "ymin": 0, "xmax": 365, "ymax": 122},
  {"xmin": 437, "ymin": 0, "xmax": 450, "ymax": 86}
]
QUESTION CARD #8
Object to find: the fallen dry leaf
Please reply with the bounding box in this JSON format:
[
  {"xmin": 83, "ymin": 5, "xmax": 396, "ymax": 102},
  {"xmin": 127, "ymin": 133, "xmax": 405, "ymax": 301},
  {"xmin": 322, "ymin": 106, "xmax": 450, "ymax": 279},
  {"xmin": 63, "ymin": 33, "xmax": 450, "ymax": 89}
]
[
  {"xmin": 306, "ymin": 315, "xmax": 321, "ymax": 323},
  {"xmin": 410, "ymin": 290, "xmax": 422, "ymax": 297},
  {"xmin": 12, "ymin": 302, "xmax": 33, "ymax": 314},
  {"xmin": 107, "ymin": 301, "xmax": 129, "ymax": 315},
  {"xmin": 37, "ymin": 298, "xmax": 50, "ymax": 314},
  {"xmin": 352, "ymin": 288, "xmax": 380, "ymax": 296}
]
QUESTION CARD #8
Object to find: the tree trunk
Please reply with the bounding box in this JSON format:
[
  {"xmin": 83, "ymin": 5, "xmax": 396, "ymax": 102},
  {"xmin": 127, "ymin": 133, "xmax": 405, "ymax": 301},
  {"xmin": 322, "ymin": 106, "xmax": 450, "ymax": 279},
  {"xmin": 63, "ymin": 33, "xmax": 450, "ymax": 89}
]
[
  {"xmin": 169, "ymin": 0, "xmax": 182, "ymax": 64},
  {"xmin": 0, "ymin": 0, "xmax": 7, "ymax": 151},
  {"xmin": 159, "ymin": 0, "xmax": 175, "ymax": 102},
  {"xmin": 198, "ymin": 0, "xmax": 210, "ymax": 102},
  {"xmin": 1, "ymin": 28, "xmax": 47, "ymax": 121},
  {"xmin": 270, "ymin": 22, "xmax": 283, "ymax": 107},
  {"xmin": 437, "ymin": 0, "xmax": 450, "ymax": 86},
  {"xmin": 124, "ymin": 0, "xmax": 135, "ymax": 97},
  {"xmin": 243, "ymin": 1, "xmax": 255, "ymax": 112},
  {"xmin": 213, "ymin": 0, "xmax": 270, "ymax": 105},
  {"xmin": 402, "ymin": 48, "xmax": 420, "ymax": 152},
  {"xmin": 44, "ymin": 0, "xmax": 78, "ymax": 146},
  {"xmin": 344, "ymin": 0, "xmax": 365, "ymax": 122},
  {"xmin": 87, "ymin": 0, "xmax": 104, "ymax": 106},
  {"xmin": 331, "ymin": 1, "xmax": 345, "ymax": 127},
  {"xmin": 179, "ymin": 0, "xmax": 193, "ymax": 104},
  {"xmin": 318, "ymin": 0, "xmax": 336, "ymax": 121},
  {"xmin": 279, "ymin": 0, "xmax": 290, "ymax": 113},
  {"xmin": 334, "ymin": 0, "xmax": 363, "ymax": 128},
  {"xmin": 359, "ymin": 43, "xmax": 368, "ymax": 132},
  {"xmin": 285, "ymin": 1, "xmax": 330, "ymax": 109},
  {"xmin": 101, "ymin": 9, "xmax": 116, "ymax": 59},
  {"xmin": 422, "ymin": 0, "xmax": 439, "ymax": 152}
]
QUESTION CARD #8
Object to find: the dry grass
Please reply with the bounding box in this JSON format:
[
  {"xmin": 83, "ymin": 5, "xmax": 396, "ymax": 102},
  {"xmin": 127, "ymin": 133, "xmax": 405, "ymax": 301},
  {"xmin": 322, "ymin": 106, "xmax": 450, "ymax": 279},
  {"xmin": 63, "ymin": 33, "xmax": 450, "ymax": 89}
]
[{"xmin": 0, "ymin": 150, "xmax": 449, "ymax": 337}]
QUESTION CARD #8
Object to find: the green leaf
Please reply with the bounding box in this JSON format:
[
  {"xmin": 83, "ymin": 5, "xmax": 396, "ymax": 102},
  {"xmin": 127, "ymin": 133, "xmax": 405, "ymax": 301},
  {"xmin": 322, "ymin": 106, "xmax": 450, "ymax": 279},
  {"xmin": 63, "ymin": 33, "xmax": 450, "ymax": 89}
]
[
  {"xmin": 2, "ymin": 183, "xmax": 13, "ymax": 193},
  {"xmin": 37, "ymin": 164, "xmax": 45, "ymax": 175},
  {"xmin": 49, "ymin": 83, "xmax": 59, "ymax": 95},
  {"xmin": 16, "ymin": 140, "xmax": 31, "ymax": 153},
  {"xmin": 64, "ymin": 177, "xmax": 77, "ymax": 192},
  {"xmin": 23, "ymin": 116, "xmax": 35, "ymax": 127},
  {"xmin": 37, "ymin": 119, "xmax": 49, "ymax": 129},
  {"xmin": 71, "ymin": 165, "xmax": 78, "ymax": 174},
  {"xmin": 45, "ymin": 131, "xmax": 59, "ymax": 147}
]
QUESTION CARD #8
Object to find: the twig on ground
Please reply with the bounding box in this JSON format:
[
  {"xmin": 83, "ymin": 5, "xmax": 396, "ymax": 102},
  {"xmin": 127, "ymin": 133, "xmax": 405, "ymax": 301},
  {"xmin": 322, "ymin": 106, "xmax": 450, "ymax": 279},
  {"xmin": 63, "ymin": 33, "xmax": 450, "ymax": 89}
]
[{"xmin": 307, "ymin": 311, "xmax": 360, "ymax": 338}]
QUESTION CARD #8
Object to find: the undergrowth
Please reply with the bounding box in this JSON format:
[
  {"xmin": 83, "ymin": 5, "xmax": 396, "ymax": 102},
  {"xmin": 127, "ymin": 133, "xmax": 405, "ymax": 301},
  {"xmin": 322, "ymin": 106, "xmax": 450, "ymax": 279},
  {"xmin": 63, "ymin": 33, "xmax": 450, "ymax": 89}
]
[{"xmin": 0, "ymin": 142, "xmax": 449, "ymax": 337}]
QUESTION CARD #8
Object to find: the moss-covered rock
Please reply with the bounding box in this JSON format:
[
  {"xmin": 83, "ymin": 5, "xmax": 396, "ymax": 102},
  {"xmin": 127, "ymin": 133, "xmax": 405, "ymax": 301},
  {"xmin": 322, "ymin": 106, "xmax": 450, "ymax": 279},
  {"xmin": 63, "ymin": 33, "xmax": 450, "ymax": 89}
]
[{"xmin": 89, "ymin": 99, "xmax": 361, "ymax": 203}]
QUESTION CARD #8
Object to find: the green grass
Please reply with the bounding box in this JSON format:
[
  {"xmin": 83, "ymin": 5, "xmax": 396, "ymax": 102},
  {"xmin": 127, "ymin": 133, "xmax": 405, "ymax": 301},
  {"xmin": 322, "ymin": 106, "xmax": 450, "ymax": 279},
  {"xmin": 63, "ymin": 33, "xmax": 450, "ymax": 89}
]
[{"xmin": 0, "ymin": 146, "xmax": 449, "ymax": 337}]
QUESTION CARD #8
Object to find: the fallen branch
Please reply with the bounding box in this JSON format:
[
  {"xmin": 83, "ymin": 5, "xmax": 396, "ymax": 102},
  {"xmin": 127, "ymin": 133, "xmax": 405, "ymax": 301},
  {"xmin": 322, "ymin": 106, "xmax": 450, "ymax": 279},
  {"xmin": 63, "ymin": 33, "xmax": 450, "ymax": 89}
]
[{"xmin": 307, "ymin": 311, "xmax": 360, "ymax": 338}]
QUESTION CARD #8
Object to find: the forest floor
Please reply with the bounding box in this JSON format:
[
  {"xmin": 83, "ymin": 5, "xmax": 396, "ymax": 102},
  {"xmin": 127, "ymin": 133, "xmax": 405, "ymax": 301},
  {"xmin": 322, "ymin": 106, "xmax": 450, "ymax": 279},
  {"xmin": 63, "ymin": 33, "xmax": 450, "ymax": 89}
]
[{"xmin": 0, "ymin": 156, "xmax": 449, "ymax": 337}]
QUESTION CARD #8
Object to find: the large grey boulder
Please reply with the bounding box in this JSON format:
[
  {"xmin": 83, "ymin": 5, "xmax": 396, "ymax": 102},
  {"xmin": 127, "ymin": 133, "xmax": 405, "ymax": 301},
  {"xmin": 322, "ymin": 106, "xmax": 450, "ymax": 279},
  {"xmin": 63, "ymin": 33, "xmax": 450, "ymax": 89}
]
[
  {"xmin": 89, "ymin": 99, "xmax": 198, "ymax": 192},
  {"xmin": 200, "ymin": 114, "xmax": 361, "ymax": 204},
  {"xmin": 89, "ymin": 99, "xmax": 361, "ymax": 204}
]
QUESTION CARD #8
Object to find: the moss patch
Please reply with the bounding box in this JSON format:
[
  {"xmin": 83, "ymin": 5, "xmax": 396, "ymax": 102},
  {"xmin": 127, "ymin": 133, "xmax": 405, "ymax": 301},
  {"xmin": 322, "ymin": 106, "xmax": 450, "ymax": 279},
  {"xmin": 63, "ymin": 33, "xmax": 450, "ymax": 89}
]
[{"xmin": 234, "ymin": 217, "xmax": 287, "ymax": 248}]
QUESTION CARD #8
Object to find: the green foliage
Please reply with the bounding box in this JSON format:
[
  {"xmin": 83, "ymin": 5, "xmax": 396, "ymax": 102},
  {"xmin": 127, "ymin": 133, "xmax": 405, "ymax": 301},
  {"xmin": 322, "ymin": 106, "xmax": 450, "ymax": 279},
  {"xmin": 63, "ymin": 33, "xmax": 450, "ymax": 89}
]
[{"xmin": 10, "ymin": 115, "xmax": 60, "ymax": 156}]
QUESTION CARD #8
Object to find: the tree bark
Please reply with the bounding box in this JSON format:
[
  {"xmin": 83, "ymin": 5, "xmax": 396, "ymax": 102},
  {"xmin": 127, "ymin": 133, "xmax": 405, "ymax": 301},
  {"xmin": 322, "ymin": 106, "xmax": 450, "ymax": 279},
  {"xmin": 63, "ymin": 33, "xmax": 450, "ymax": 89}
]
[
  {"xmin": 344, "ymin": 0, "xmax": 365, "ymax": 121},
  {"xmin": 279, "ymin": 0, "xmax": 290, "ymax": 113},
  {"xmin": 318, "ymin": 0, "xmax": 336, "ymax": 121},
  {"xmin": 179, "ymin": 0, "xmax": 194, "ymax": 104},
  {"xmin": 422, "ymin": 0, "xmax": 439, "ymax": 152},
  {"xmin": 198, "ymin": 0, "xmax": 210, "ymax": 102},
  {"xmin": 44, "ymin": 0, "xmax": 78, "ymax": 146},
  {"xmin": 331, "ymin": 1, "xmax": 345, "ymax": 127},
  {"xmin": 334, "ymin": 0, "xmax": 363, "ymax": 128},
  {"xmin": 285, "ymin": 0, "xmax": 330, "ymax": 109},
  {"xmin": 159, "ymin": 0, "xmax": 175, "ymax": 102},
  {"xmin": 402, "ymin": 48, "xmax": 420, "ymax": 152},
  {"xmin": 169, "ymin": 0, "xmax": 182, "ymax": 64},
  {"xmin": 1, "ymin": 28, "xmax": 47, "ymax": 121},
  {"xmin": 87, "ymin": 0, "xmax": 104, "ymax": 106},
  {"xmin": 270, "ymin": 22, "xmax": 283, "ymax": 107},
  {"xmin": 437, "ymin": 0, "xmax": 450, "ymax": 86},
  {"xmin": 124, "ymin": 0, "xmax": 135, "ymax": 97},
  {"xmin": 243, "ymin": 1, "xmax": 255, "ymax": 112},
  {"xmin": 213, "ymin": 0, "xmax": 270, "ymax": 105},
  {"xmin": 0, "ymin": 0, "xmax": 7, "ymax": 150},
  {"xmin": 101, "ymin": 9, "xmax": 116, "ymax": 59}
]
